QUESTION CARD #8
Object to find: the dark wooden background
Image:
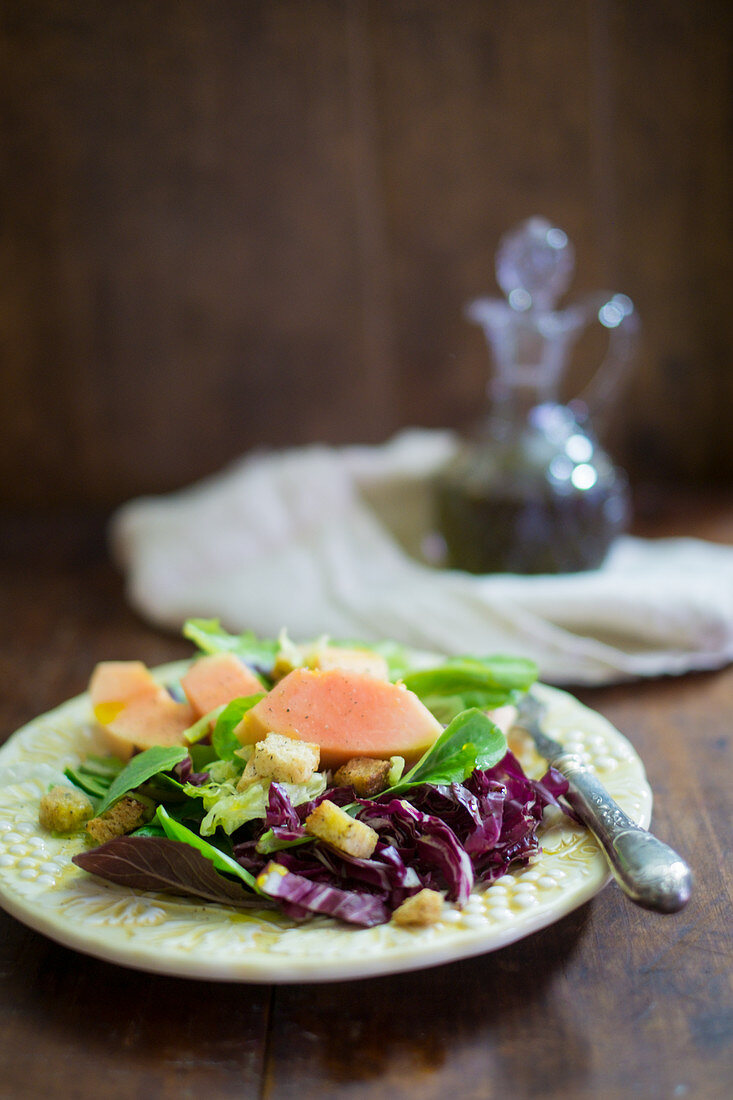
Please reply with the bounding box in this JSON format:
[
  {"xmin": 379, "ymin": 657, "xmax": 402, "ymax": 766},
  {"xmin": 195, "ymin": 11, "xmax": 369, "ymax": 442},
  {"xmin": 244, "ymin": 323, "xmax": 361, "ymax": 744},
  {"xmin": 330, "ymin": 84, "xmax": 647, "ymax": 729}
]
[{"xmin": 1, "ymin": 0, "xmax": 732, "ymax": 513}]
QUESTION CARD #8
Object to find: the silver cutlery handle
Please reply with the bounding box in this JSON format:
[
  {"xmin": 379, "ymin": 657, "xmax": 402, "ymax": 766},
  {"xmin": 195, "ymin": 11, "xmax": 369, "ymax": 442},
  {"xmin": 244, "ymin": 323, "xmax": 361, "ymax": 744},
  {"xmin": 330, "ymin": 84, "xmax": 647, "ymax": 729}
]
[{"xmin": 558, "ymin": 755, "xmax": 692, "ymax": 913}]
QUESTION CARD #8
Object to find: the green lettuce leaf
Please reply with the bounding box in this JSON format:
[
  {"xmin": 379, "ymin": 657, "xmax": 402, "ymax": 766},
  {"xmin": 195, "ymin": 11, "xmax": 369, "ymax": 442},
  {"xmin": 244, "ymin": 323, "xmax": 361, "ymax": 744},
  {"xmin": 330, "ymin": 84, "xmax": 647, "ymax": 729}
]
[
  {"xmin": 401, "ymin": 655, "xmax": 536, "ymax": 721},
  {"xmin": 64, "ymin": 754, "xmax": 126, "ymax": 801},
  {"xmin": 182, "ymin": 704, "xmax": 226, "ymax": 745},
  {"xmin": 94, "ymin": 745, "xmax": 188, "ymax": 816},
  {"xmin": 183, "ymin": 771, "xmax": 327, "ymax": 836},
  {"xmin": 417, "ymin": 690, "xmax": 519, "ymax": 725},
  {"xmin": 331, "ymin": 637, "xmax": 413, "ymax": 680},
  {"xmin": 183, "ymin": 619, "xmax": 277, "ymax": 670},
  {"xmin": 212, "ymin": 695, "xmax": 265, "ymax": 760},
  {"xmin": 154, "ymin": 806, "xmax": 263, "ymax": 893},
  {"xmin": 401, "ymin": 655, "xmax": 537, "ymax": 697},
  {"xmin": 383, "ymin": 708, "xmax": 507, "ymax": 797},
  {"xmin": 188, "ymin": 743, "xmax": 219, "ymax": 772}
]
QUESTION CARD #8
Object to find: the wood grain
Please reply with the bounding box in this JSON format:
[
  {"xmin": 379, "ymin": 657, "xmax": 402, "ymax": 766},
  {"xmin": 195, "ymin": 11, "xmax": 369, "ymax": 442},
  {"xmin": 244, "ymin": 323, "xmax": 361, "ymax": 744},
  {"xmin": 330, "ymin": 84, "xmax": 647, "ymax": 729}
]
[
  {"xmin": 0, "ymin": 1, "xmax": 731, "ymax": 509},
  {"xmin": 0, "ymin": 494, "xmax": 731, "ymax": 1098}
]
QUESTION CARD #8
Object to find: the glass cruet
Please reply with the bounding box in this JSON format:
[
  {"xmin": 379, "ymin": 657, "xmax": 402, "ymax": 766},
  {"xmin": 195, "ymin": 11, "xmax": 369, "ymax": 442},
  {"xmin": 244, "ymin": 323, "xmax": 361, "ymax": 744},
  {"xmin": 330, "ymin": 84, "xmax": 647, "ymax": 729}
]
[{"xmin": 432, "ymin": 216, "xmax": 639, "ymax": 575}]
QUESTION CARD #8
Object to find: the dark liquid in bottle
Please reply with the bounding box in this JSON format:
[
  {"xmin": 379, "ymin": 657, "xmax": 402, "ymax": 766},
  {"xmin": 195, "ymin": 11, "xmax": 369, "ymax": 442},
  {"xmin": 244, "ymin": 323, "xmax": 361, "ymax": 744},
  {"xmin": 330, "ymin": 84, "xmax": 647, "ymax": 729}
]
[{"xmin": 433, "ymin": 461, "xmax": 629, "ymax": 575}]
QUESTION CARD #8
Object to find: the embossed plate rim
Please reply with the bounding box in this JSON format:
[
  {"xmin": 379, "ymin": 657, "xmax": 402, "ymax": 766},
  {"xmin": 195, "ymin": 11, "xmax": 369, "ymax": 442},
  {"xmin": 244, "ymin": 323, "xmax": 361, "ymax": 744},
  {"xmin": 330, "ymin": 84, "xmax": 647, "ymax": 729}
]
[{"xmin": 0, "ymin": 661, "xmax": 652, "ymax": 983}]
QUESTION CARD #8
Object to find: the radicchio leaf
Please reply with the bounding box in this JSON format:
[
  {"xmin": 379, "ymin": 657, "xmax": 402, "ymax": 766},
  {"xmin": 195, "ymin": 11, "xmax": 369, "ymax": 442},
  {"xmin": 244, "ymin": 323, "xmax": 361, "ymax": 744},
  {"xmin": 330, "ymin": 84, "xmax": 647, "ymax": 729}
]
[
  {"xmin": 357, "ymin": 798, "xmax": 475, "ymax": 905},
  {"xmin": 257, "ymin": 861, "xmax": 389, "ymax": 926}
]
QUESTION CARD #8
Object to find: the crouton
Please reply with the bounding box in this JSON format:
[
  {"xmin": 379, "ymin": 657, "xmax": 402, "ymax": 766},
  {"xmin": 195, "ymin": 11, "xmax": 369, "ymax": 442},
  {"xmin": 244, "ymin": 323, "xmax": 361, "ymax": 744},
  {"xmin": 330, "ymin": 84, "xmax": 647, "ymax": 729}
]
[
  {"xmin": 392, "ymin": 888, "xmax": 444, "ymax": 927},
  {"xmin": 39, "ymin": 785, "xmax": 94, "ymax": 833},
  {"xmin": 304, "ymin": 799, "xmax": 378, "ymax": 859},
  {"xmin": 85, "ymin": 796, "xmax": 149, "ymax": 845},
  {"xmin": 236, "ymin": 732, "xmax": 320, "ymax": 790},
  {"xmin": 333, "ymin": 756, "xmax": 391, "ymax": 797}
]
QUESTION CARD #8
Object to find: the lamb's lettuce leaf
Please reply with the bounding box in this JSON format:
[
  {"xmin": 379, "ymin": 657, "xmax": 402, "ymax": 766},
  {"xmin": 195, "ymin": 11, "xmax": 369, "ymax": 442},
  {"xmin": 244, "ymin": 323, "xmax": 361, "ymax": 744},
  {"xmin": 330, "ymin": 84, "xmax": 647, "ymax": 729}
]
[
  {"xmin": 94, "ymin": 745, "xmax": 188, "ymax": 816},
  {"xmin": 212, "ymin": 695, "xmax": 265, "ymax": 760},
  {"xmin": 189, "ymin": 743, "xmax": 219, "ymax": 772},
  {"xmin": 64, "ymin": 754, "xmax": 126, "ymax": 802},
  {"xmin": 401, "ymin": 655, "xmax": 537, "ymax": 698},
  {"xmin": 401, "ymin": 655, "xmax": 537, "ymax": 723},
  {"xmin": 183, "ymin": 619, "xmax": 277, "ymax": 671},
  {"xmin": 383, "ymin": 708, "xmax": 507, "ymax": 798}
]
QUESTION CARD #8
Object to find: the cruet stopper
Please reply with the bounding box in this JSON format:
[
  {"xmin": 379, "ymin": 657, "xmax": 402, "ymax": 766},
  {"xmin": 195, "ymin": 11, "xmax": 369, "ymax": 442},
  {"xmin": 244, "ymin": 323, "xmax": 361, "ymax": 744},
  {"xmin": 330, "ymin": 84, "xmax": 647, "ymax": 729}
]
[{"xmin": 433, "ymin": 217, "xmax": 639, "ymax": 575}]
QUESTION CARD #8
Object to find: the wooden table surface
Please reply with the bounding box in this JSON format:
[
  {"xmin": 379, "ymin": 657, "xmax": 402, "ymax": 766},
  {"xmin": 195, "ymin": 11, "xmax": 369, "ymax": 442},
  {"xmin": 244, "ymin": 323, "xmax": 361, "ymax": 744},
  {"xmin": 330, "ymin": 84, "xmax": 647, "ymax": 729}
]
[{"xmin": 1, "ymin": 494, "xmax": 731, "ymax": 1099}]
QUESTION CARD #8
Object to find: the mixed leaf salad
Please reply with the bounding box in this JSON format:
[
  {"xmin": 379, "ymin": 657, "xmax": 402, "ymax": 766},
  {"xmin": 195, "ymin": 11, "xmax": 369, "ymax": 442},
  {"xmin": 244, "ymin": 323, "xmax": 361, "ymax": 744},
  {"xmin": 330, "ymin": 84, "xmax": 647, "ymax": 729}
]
[{"xmin": 54, "ymin": 621, "xmax": 572, "ymax": 928}]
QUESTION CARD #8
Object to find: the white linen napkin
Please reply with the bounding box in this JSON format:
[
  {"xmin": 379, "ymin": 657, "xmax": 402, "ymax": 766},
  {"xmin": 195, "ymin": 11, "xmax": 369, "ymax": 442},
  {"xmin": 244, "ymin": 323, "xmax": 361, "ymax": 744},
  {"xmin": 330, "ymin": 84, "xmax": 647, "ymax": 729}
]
[{"xmin": 110, "ymin": 430, "xmax": 733, "ymax": 686}]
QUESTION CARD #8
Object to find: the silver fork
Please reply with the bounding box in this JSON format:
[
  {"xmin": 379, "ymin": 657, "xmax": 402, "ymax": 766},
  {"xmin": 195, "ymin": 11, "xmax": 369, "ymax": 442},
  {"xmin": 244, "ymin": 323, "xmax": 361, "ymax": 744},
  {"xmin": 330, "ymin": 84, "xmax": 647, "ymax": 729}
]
[{"xmin": 516, "ymin": 693, "xmax": 692, "ymax": 913}]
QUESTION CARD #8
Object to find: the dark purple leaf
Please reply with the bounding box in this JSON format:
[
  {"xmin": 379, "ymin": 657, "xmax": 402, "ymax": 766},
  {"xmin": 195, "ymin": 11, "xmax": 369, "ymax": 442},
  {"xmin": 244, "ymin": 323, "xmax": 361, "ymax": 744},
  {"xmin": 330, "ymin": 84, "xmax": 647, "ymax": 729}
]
[
  {"xmin": 312, "ymin": 841, "xmax": 421, "ymax": 903},
  {"xmin": 257, "ymin": 862, "xmax": 389, "ymax": 926},
  {"xmin": 358, "ymin": 798, "xmax": 474, "ymax": 905},
  {"xmin": 266, "ymin": 782, "xmax": 302, "ymax": 830},
  {"xmin": 174, "ymin": 755, "xmax": 209, "ymax": 786},
  {"xmin": 72, "ymin": 836, "xmax": 273, "ymax": 909}
]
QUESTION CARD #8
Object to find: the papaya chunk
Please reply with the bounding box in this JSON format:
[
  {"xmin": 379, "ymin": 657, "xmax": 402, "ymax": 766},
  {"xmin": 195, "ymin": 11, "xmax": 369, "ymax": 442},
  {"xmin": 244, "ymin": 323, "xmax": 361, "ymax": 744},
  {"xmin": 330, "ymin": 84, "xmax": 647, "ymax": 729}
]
[
  {"xmin": 180, "ymin": 653, "xmax": 262, "ymax": 719},
  {"xmin": 238, "ymin": 667, "xmax": 443, "ymax": 770},
  {"xmin": 100, "ymin": 694, "xmax": 194, "ymax": 761},
  {"xmin": 89, "ymin": 661, "xmax": 161, "ymax": 718},
  {"xmin": 88, "ymin": 659, "xmax": 193, "ymax": 761}
]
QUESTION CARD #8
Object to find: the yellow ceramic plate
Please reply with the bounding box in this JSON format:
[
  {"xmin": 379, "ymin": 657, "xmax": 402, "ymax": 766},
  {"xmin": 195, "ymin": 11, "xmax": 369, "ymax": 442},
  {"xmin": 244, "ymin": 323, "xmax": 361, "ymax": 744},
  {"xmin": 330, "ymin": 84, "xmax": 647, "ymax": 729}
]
[{"xmin": 0, "ymin": 662, "xmax": 652, "ymax": 983}]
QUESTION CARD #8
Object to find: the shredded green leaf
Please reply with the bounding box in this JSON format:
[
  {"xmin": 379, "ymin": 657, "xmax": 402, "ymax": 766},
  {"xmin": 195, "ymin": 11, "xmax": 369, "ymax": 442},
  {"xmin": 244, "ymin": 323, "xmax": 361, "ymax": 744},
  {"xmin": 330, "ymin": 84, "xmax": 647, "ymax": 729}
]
[
  {"xmin": 182, "ymin": 704, "xmax": 226, "ymax": 745},
  {"xmin": 182, "ymin": 771, "xmax": 327, "ymax": 836}
]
